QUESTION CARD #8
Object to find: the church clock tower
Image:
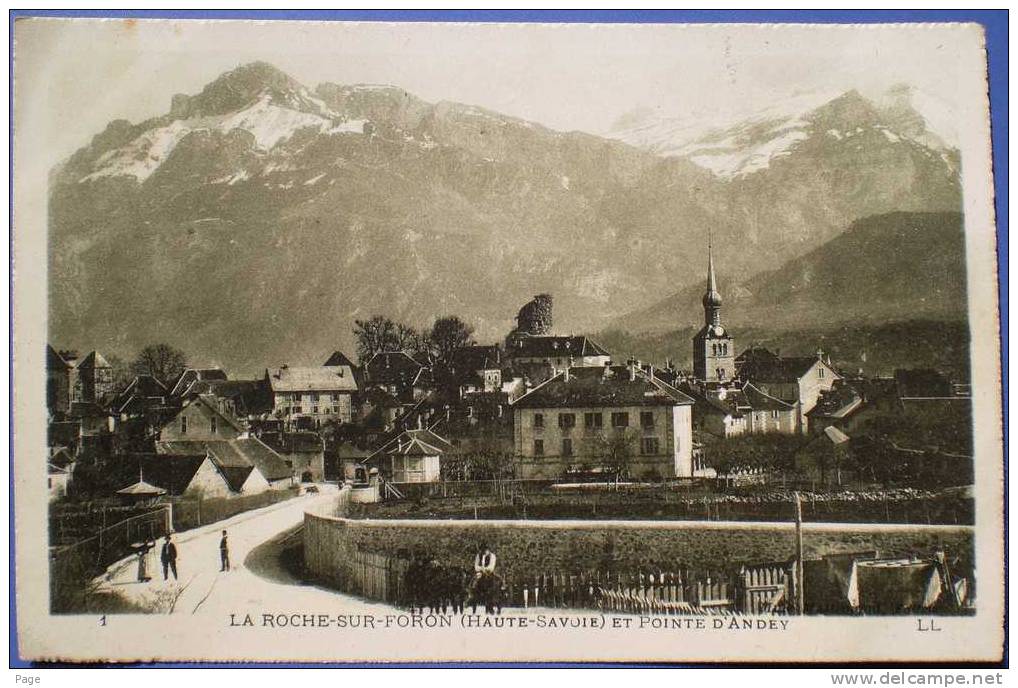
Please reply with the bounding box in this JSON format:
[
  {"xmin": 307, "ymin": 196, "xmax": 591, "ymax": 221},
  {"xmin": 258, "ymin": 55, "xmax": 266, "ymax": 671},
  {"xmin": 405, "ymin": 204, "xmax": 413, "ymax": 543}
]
[{"xmin": 692, "ymin": 236, "xmax": 735, "ymax": 383}]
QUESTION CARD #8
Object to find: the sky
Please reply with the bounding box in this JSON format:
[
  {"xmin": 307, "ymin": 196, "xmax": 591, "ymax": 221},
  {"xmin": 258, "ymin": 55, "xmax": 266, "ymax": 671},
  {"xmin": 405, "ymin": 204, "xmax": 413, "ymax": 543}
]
[{"xmin": 15, "ymin": 18, "xmax": 975, "ymax": 167}]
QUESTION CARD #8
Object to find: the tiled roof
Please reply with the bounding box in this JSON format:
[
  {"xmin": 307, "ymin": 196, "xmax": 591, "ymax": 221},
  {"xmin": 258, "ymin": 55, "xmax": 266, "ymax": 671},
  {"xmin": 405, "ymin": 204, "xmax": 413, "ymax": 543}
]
[
  {"xmin": 170, "ymin": 368, "xmax": 228, "ymax": 397},
  {"xmin": 133, "ymin": 454, "xmax": 209, "ymax": 496},
  {"xmin": 366, "ymin": 428, "xmax": 453, "ymax": 462},
  {"xmin": 736, "ymin": 347, "xmax": 824, "ymax": 383},
  {"xmin": 186, "ymin": 379, "xmax": 273, "ymax": 415},
  {"xmin": 808, "ymin": 384, "xmax": 864, "ymax": 419},
  {"xmin": 77, "ymin": 350, "xmax": 111, "ymax": 370},
  {"xmin": 506, "ymin": 335, "xmax": 610, "ymax": 359},
  {"xmin": 47, "ymin": 345, "xmax": 71, "ymax": 370},
  {"xmin": 267, "ymin": 365, "xmax": 358, "ymax": 393},
  {"xmin": 741, "ymin": 383, "xmax": 797, "ymax": 411},
  {"xmin": 323, "ymin": 350, "xmax": 357, "ymax": 368},
  {"xmin": 677, "ymin": 383, "xmax": 744, "ymax": 419},
  {"xmin": 156, "ymin": 437, "xmax": 292, "ymax": 484},
  {"xmin": 366, "ymin": 352, "xmax": 427, "ymax": 386},
  {"xmin": 116, "ymin": 479, "xmax": 166, "ymax": 496},
  {"xmin": 513, "ymin": 366, "xmax": 694, "ymax": 409},
  {"xmin": 448, "ymin": 345, "xmax": 502, "ymax": 371}
]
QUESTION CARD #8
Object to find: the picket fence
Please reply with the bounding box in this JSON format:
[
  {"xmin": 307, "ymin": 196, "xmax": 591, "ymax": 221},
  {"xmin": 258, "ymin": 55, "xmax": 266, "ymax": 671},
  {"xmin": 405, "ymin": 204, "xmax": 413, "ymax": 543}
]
[{"xmin": 336, "ymin": 547, "xmax": 790, "ymax": 616}]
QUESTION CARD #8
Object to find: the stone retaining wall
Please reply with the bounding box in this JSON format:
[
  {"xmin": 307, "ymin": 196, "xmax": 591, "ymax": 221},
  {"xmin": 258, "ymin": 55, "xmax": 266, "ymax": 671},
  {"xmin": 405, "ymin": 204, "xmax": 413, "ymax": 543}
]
[{"xmin": 303, "ymin": 494, "xmax": 974, "ymax": 591}]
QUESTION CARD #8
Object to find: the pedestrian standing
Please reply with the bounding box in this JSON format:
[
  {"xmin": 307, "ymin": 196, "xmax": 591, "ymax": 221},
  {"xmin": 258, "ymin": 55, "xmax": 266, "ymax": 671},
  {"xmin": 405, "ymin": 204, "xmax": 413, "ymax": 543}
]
[
  {"xmin": 161, "ymin": 534, "xmax": 178, "ymax": 581},
  {"xmin": 219, "ymin": 530, "xmax": 230, "ymax": 572},
  {"xmin": 136, "ymin": 539, "xmax": 153, "ymax": 582}
]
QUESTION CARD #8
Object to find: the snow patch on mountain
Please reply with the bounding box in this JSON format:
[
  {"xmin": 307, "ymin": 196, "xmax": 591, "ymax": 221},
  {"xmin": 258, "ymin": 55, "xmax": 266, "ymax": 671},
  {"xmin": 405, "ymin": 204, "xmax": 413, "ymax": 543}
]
[
  {"xmin": 80, "ymin": 91, "xmax": 370, "ymax": 182},
  {"xmin": 608, "ymin": 86, "xmax": 955, "ymax": 180},
  {"xmin": 219, "ymin": 95, "xmax": 330, "ymax": 150}
]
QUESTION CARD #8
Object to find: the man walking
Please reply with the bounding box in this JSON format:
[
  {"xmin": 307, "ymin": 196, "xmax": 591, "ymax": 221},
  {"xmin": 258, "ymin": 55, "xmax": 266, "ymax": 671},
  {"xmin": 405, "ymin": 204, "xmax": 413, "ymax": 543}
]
[
  {"xmin": 161, "ymin": 534, "xmax": 178, "ymax": 581},
  {"xmin": 219, "ymin": 530, "xmax": 230, "ymax": 572}
]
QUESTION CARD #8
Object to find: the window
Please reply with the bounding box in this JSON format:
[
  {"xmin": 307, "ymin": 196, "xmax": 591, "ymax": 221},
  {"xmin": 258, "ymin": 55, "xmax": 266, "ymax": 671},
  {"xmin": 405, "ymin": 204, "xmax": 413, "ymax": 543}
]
[
  {"xmin": 611, "ymin": 412, "xmax": 629, "ymax": 428},
  {"xmin": 558, "ymin": 413, "xmax": 576, "ymax": 428},
  {"xmin": 311, "ymin": 392, "xmax": 320, "ymax": 402},
  {"xmin": 210, "ymin": 416, "xmax": 217, "ymax": 434},
  {"xmin": 771, "ymin": 410, "xmax": 779, "ymax": 419},
  {"xmin": 313, "ymin": 406, "xmax": 319, "ymax": 414},
  {"xmin": 293, "ymin": 406, "xmax": 303, "ymax": 414},
  {"xmin": 818, "ymin": 367, "xmax": 825, "ymax": 379},
  {"xmin": 533, "ymin": 439, "xmax": 544, "ymax": 456},
  {"xmin": 534, "ymin": 413, "xmax": 544, "ymax": 428},
  {"xmin": 584, "ymin": 412, "xmax": 603, "ymax": 429},
  {"xmin": 640, "ymin": 411, "xmax": 655, "ymax": 428},
  {"xmin": 641, "ymin": 437, "xmax": 660, "ymax": 455},
  {"xmin": 180, "ymin": 416, "xmax": 187, "ymax": 434},
  {"xmin": 562, "ymin": 438, "xmax": 573, "ymax": 456}
]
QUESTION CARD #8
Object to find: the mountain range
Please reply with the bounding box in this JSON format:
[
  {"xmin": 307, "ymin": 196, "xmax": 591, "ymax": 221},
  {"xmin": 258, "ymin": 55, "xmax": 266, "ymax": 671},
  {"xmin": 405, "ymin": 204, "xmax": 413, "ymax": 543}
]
[{"xmin": 48, "ymin": 62, "xmax": 964, "ymax": 374}]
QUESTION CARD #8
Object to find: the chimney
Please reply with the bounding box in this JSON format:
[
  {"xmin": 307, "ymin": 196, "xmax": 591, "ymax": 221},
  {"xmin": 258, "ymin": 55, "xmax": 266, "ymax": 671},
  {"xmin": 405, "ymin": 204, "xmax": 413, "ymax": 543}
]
[
  {"xmin": 603, "ymin": 361, "xmax": 611, "ymax": 379},
  {"xmin": 648, "ymin": 365, "xmax": 655, "ymax": 381},
  {"xmin": 564, "ymin": 367, "xmax": 571, "ymax": 382},
  {"xmin": 628, "ymin": 361, "xmax": 637, "ymax": 382},
  {"xmin": 416, "ymin": 414, "xmax": 423, "ymax": 430},
  {"xmin": 497, "ymin": 404, "xmax": 503, "ymax": 418}
]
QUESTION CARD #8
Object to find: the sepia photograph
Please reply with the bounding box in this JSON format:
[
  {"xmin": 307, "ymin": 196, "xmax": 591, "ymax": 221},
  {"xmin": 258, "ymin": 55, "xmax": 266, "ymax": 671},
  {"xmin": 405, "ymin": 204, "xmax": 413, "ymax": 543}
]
[{"xmin": 11, "ymin": 12, "xmax": 1005, "ymax": 665}]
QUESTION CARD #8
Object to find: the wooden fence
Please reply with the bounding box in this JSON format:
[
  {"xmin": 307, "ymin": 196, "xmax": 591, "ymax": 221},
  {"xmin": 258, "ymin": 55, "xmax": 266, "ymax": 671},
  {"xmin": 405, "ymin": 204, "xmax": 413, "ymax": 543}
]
[
  {"xmin": 334, "ymin": 547, "xmax": 790, "ymax": 616},
  {"xmin": 50, "ymin": 505, "xmax": 172, "ymax": 612}
]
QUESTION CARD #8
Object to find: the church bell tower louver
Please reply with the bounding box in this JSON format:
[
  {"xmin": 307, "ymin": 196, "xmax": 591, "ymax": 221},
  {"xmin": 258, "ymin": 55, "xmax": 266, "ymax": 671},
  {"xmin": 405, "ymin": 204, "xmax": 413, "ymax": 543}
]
[{"xmin": 692, "ymin": 233, "xmax": 735, "ymax": 383}]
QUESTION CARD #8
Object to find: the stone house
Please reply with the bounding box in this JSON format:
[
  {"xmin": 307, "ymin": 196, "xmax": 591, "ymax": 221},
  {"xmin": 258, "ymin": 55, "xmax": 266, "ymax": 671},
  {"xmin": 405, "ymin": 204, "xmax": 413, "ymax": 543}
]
[
  {"xmin": 131, "ymin": 453, "xmax": 238, "ymax": 498},
  {"xmin": 156, "ymin": 437, "xmax": 293, "ymax": 493},
  {"xmin": 74, "ymin": 351, "xmax": 115, "ymax": 404},
  {"xmin": 266, "ymin": 364, "xmax": 359, "ymax": 429},
  {"xmin": 46, "ymin": 345, "xmax": 74, "ymax": 416},
  {"xmin": 512, "ymin": 363, "xmax": 695, "ymax": 481},
  {"xmin": 504, "ymin": 335, "xmax": 611, "ymax": 386},
  {"xmin": 736, "ymin": 347, "xmax": 841, "ymax": 433},
  {"xmin": 158, "ymin": 394, "xmax": 247, "ymax": 442}
]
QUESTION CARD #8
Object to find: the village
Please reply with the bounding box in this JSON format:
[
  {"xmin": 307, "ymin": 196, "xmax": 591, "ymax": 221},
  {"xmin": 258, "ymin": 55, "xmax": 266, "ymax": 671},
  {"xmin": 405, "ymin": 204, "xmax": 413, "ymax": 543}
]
[{"xmin": 46, "ymin": 246, "xmax": 975, "ymax": 617}]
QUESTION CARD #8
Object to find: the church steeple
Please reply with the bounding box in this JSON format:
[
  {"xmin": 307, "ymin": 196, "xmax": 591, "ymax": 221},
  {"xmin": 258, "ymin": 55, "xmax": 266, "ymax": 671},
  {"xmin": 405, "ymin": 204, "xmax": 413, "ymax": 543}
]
[
  {"xmin": 702, "ymin": 232, "xmax": 723, "ymax": 327},
  {"xmin": 692, "ymin": 231, "xmax": 735, "ymax": 384}
]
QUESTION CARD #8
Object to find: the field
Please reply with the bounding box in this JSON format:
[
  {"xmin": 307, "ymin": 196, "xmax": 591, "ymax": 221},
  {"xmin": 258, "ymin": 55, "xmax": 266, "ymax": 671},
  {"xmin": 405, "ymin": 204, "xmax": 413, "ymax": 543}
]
[{"xmin": 346, "ymin": 483, "xmax": 973, "ymax": 525}]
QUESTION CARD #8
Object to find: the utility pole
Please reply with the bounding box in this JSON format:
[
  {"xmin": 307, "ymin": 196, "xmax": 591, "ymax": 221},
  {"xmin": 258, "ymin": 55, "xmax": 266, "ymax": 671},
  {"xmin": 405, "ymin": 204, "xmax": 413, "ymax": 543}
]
[{"xmin": 794, "ymin": 491, "xmax": 805, "ymax": 615}]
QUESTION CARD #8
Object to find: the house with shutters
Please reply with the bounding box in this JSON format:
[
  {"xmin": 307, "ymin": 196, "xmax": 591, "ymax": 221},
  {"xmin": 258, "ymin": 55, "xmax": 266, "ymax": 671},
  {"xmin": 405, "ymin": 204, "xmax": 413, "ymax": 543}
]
[
  {"xmin": 266, "ymin": 364, "xmax": 359, "ymax": 429},
  {"xmin": 735, "ymin": 347, "xmax": 841, "ymax": 433},
  {"xmin": 512, "ymin": 362, "xmax": 695, "ymax": 481},
  {"xmin": 158, "ymin": 394, "xmax": 247, "ymax": 442},
  {"xmin": 504, "ymin": 335, "xmax": 611, "ymax": 386}
]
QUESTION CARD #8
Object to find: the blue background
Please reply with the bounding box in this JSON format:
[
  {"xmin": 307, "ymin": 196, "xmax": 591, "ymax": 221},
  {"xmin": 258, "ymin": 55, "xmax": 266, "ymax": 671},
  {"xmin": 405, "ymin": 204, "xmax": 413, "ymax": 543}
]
[{"xmin": 8, "ymin": 8, "xmax": 1008, "ymax": 669}]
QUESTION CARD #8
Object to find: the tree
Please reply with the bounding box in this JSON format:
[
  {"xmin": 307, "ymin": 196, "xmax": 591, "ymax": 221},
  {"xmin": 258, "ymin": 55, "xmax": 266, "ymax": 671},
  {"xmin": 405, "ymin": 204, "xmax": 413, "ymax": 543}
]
[
  {"xmin": 353, "ymin": 316, "xmax": 399, "ymax": 362},
  {"xmin": 427, "ymin": 316, "xmax": 476, "ymax": 364},
  {"xmin": 591, "ymin": 429, "xmax": 639, "ymax": 486},
  {"xmin": 353, "ymin": 316, "xmax": 430, "ymax": 363},
  {"xmin": 130, "ymin": 343, "xmax": 187, "ymax": 386}
]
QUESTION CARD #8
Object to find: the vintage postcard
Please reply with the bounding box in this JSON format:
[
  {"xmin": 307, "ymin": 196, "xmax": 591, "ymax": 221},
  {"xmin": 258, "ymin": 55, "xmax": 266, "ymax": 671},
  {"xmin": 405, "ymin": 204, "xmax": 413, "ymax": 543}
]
[{"xmin": 12, "ymin": 16, "xmax": 1004, "ymax": 664}]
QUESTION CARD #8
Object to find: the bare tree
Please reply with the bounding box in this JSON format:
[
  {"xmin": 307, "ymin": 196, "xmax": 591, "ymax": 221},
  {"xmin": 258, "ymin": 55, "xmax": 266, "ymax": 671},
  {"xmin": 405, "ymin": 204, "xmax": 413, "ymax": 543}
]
[
  {"xmin": 130, "ymin": 343, "xmax": 187, "ymax": 385},
  {"xmin": 591, "ymin": 428, "xmax": 638, "ymax": 487},
  {"xmin": 427, "ymin": 315, "xmax": 476, "ymax": 363}
]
